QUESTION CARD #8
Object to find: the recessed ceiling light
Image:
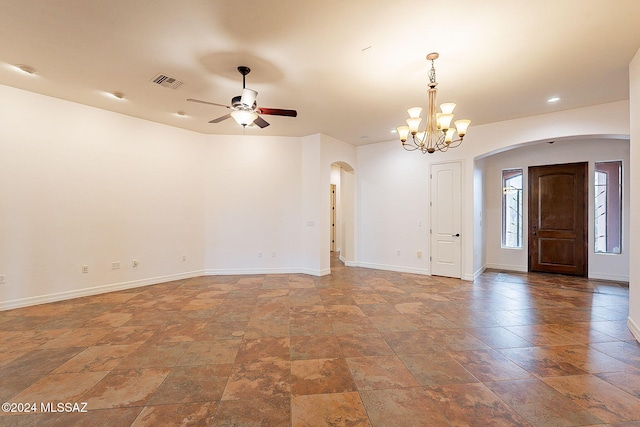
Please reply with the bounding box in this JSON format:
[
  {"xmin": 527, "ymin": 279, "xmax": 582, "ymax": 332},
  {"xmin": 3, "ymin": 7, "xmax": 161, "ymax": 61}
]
[
  {"xmin": 175, "ymin": 111, "xmax": 187, "ymax": 117},
  {"xmin": 390, "ymin": 129, "xmax": 398, "ymax": 133},
  {"xmin": 108, "ymin": 91, "xmax": 125, "ymax": 100},
  {"xmin": 15, "ymin": 64, "xmax": 37, "ymax": 75},
  {"xmin": 547, "ymin": 96, "xmax": 561, "ymax": 103}
]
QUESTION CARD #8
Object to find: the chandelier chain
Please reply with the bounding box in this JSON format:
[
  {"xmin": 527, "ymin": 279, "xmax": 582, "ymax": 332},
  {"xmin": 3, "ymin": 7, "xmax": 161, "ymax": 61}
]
[{"xmin": 428, "ymin": 60, "xmax": 437, "ymax": 86}]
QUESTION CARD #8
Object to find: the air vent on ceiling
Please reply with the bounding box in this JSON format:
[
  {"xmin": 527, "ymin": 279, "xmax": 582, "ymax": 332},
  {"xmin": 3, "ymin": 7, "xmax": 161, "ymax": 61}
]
[{"xmin": 150, "ymin": 73, "xmax": 184, "ymax": 90}]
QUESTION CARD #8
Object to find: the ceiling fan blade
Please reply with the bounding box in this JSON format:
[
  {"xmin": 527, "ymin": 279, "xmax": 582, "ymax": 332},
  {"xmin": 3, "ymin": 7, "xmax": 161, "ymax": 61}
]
[
  {"xmin": 253, "ymin": 116, "xmax": 270, "ymax": 128},
  {"xmin": 209, "ymin": 114, "xmax": 231, "ymax": 123},
  {"xmin": 187, "ymin": 98, "xmax": 230, "ymax": 109},
  {"xmin": 257, "ymin": 107, "xmax": 297, "ymax": 117}
]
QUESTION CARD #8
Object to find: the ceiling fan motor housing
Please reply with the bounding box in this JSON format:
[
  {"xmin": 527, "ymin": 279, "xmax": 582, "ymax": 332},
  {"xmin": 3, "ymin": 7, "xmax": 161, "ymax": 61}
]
[{"xmin": 231, "ymin": 95, "xmax": 256, "ymax": 110}]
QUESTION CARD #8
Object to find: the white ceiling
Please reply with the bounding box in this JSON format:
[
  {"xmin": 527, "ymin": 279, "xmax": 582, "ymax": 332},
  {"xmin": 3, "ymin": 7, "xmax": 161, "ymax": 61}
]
[{"xmin": 1, "ymin": 0, "xmax": 640, "ymax": 145}]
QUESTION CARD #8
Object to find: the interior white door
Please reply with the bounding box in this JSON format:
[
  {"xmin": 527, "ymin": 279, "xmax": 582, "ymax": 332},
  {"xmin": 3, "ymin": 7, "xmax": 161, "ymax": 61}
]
[{"xmin": 430, "ymin": 161, "xmax": 462, "ymax": 278}]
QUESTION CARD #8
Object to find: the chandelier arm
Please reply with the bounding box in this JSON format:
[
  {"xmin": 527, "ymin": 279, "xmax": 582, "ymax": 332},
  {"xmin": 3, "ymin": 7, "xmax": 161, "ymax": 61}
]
[
  {"xmin": 447, "ymin": 138, "xmax": 464, "ymax": 149},
  {"xmin": 401, "ymin": 142, "xmax": 422, "ymax": 152}
]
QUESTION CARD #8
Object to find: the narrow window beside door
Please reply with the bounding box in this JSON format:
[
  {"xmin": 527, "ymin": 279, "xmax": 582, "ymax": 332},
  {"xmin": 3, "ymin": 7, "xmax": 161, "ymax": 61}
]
[
  {"xmin": 502, "ymin": 169, "xmax": 523, "ymax": 248},
  {"xmin": 594, "ymin": 161, "xmax": 622, "ymax": 254}
]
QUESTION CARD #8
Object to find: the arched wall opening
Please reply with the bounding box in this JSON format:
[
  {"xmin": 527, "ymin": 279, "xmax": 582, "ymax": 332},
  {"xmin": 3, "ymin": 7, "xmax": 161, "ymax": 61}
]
[{"xmin": 474, "ymin": 135, "xmax": 630, "ymax": 281}]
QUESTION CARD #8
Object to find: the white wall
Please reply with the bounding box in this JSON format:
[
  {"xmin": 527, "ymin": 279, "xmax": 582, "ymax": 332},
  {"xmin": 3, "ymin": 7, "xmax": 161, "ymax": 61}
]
[
  {"xmin": 629, "ymin": 48, "xmax": 640, "ymax": 341},
  {"xmin": 473, "ymin": 158, "xmax": 486, "ymax": 275},
  {"xmin": 0, "ymin": 84, "xmax": 354, "ymax": 309},
  {"xmin": 330, "ymin": 164, "xmax": 342, "ymax": 252},
  {"xmin": 356, "ymin": 140, "xmax": 433, "ymax": 274},
  {"xmin": 483, "ymin": 138, "xmax": 630, "ymax": 281},
  {"xmin": 203, "ymin": 134, "xmax": 303, "ymax": 274},
  {"xmin": 340, "ymin": 167, "xmax": 356, "ymax": 265},
  {"xmin": 0, "ymin": 85, "xmax": 206, "ymax": 309}
]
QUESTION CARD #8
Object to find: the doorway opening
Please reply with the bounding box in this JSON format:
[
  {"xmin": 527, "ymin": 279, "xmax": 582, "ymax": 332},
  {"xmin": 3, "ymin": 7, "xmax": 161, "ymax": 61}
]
[{"xmin": 330, "ymin": 162, "xmax": 355, "ymax": 268}]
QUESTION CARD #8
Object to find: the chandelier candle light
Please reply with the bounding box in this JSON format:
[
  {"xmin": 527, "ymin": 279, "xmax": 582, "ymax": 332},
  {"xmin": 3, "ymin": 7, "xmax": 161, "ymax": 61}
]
[{"xmin": 397, "ymin": 53, "xmax": 470, "ymax": 153}]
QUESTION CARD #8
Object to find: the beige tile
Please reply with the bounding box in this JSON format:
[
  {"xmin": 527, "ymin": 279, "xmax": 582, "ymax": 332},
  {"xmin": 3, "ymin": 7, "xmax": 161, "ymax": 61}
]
[
  {"xmin": 81, "ymin": 368, "xmax": 170, "ymax": 409},
  {"xmin": 346, "ymin": 355, "xmax": 419, "ymax": 390},
  {"xmin": 214, "ymin": 396, "xmax": 290, "ymax": 426},
  {"xmin": 360, "ymin": 387, "xmax": 449, "ymax": 426},
  {"xmin": 222, "ymin": 359, "xmax": 291, "ymax": 400},
  {"xmin": 291, "ymin": 392, "xmax": 370, "ymax": 427},
  {"xmin": 425, "ymin": 382, "xmax": 532, "ymax": 426},
  {"xmin": 131, "ymin": 402, "xmax": 217, "ymax": 426},
  {"xmin": 543, "ymin": 374, "xmax": 640, "ymax": 423},
  {"xmin": 486, "ymin": 378, "xmax": 604, "ymax": 425},
  {"xmin": 291, "ymin": 358, "xmax": 356, "ymax": 395}
]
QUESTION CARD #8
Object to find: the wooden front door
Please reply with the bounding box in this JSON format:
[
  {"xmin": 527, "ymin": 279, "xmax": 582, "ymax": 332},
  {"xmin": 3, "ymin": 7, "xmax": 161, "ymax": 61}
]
[{"xmin": 528, "ymin": 162, "xmax": 588, "ymax": 276}]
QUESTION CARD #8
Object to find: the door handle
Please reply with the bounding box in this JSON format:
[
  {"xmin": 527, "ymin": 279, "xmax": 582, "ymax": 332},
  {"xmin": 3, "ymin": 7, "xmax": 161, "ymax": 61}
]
[{"xmin": 452, "ymin": 233, "xmax": 460, "ymax": 237}]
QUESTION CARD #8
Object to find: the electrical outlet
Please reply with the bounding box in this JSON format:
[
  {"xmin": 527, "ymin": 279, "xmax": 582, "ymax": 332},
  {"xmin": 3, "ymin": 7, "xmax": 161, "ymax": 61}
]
[
  {"xmin": 0, "ymin": 274, "xmax": 6, "ymax": 284},
  {"xmin": 82, "ymin": 265, "xmax": 89, "ymax": 274},
  {"xmin": 272, "ymin": 252, "xmax": 276, "ymax": 257},
  {"xmin": 417, "ymin": 250, "xmax": 422, "ymax": 259},
  {"xmin": 258, "ymin": 252, "xmax": 263, "ymax": 258},
  {"xmin": 112, "ymin": 261, "xmax": 120, "ymax": 270},
  {"xmin": 397, "ymin": 250, "xmax": 401, "ymax": 256},
  {"xmin": 132, "ymin": 260, "xmax": 139, "ymax": 268},
  {"xmin": 182, "ymin": 255, "xmax": 187, "ymax": 261}
]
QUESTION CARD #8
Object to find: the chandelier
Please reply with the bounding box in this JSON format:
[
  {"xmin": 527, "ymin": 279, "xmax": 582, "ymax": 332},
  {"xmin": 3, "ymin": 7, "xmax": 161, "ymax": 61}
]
[{"xmin": 396, "ymin": 53, "xmax": 470, "ymax": 154}]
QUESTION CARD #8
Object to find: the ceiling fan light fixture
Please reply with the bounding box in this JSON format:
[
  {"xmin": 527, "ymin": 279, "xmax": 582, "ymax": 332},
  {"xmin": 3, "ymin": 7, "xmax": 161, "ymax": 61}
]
[
  {"xmin": 186, "ymin": 65, "xmax": 296, "ymax": 129},
  {"xmin": 231, "ymin": 109, "xmax": 258, "ymax": 126}
]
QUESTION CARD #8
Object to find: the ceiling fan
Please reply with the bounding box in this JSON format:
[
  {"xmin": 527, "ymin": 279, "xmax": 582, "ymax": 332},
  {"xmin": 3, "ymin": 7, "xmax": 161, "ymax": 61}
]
[{"xmin": 187, "ymin": 66, "xmax": 297, "ymax": 128}]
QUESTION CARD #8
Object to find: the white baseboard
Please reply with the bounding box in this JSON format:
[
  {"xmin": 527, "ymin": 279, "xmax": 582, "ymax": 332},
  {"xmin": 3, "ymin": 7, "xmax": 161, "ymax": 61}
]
[
  {"xmin": 628, "ymin": 317, "xmax": 640, "ymax": 343},
  {"xmin": 339, "ymin": 255, "xmax": 358, "ymax": 268},
  {"xmin": 0, "ymin": 270, "xmax": 205, "ymax": 311},
  {"xmin": 588, "ymin": 272, "xmax": 630, "ymax": 282},
  {"xmin": 204, "ymin": 267, "xmax": 330, "ymax": 277},
  {"xmin": 485, "ymin": 264, "xmax": 629, "ymax": 283},
  {"xmin": 485, "ymin": 263, "xmax": 528, "ymax": 273},
  {"xmin": 1, "ymin": 265, "xmax": 339, "ymax": 311},
  {"xmin": 355, "ymin": 261, "xmax": 430, "ymax": 276}
]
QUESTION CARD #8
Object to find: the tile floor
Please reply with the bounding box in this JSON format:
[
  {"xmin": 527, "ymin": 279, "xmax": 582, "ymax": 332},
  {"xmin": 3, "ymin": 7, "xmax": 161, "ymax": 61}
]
[{"xmin": 1, "ymin": 255, "xmax": 639, "ymax": 426}]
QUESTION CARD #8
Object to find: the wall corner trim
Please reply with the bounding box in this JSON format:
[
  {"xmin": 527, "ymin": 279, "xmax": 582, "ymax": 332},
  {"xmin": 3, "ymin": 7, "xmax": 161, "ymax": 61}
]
[{"xmin": 628, "ymin": 316, "xmax": 640, "ymax": 343}]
